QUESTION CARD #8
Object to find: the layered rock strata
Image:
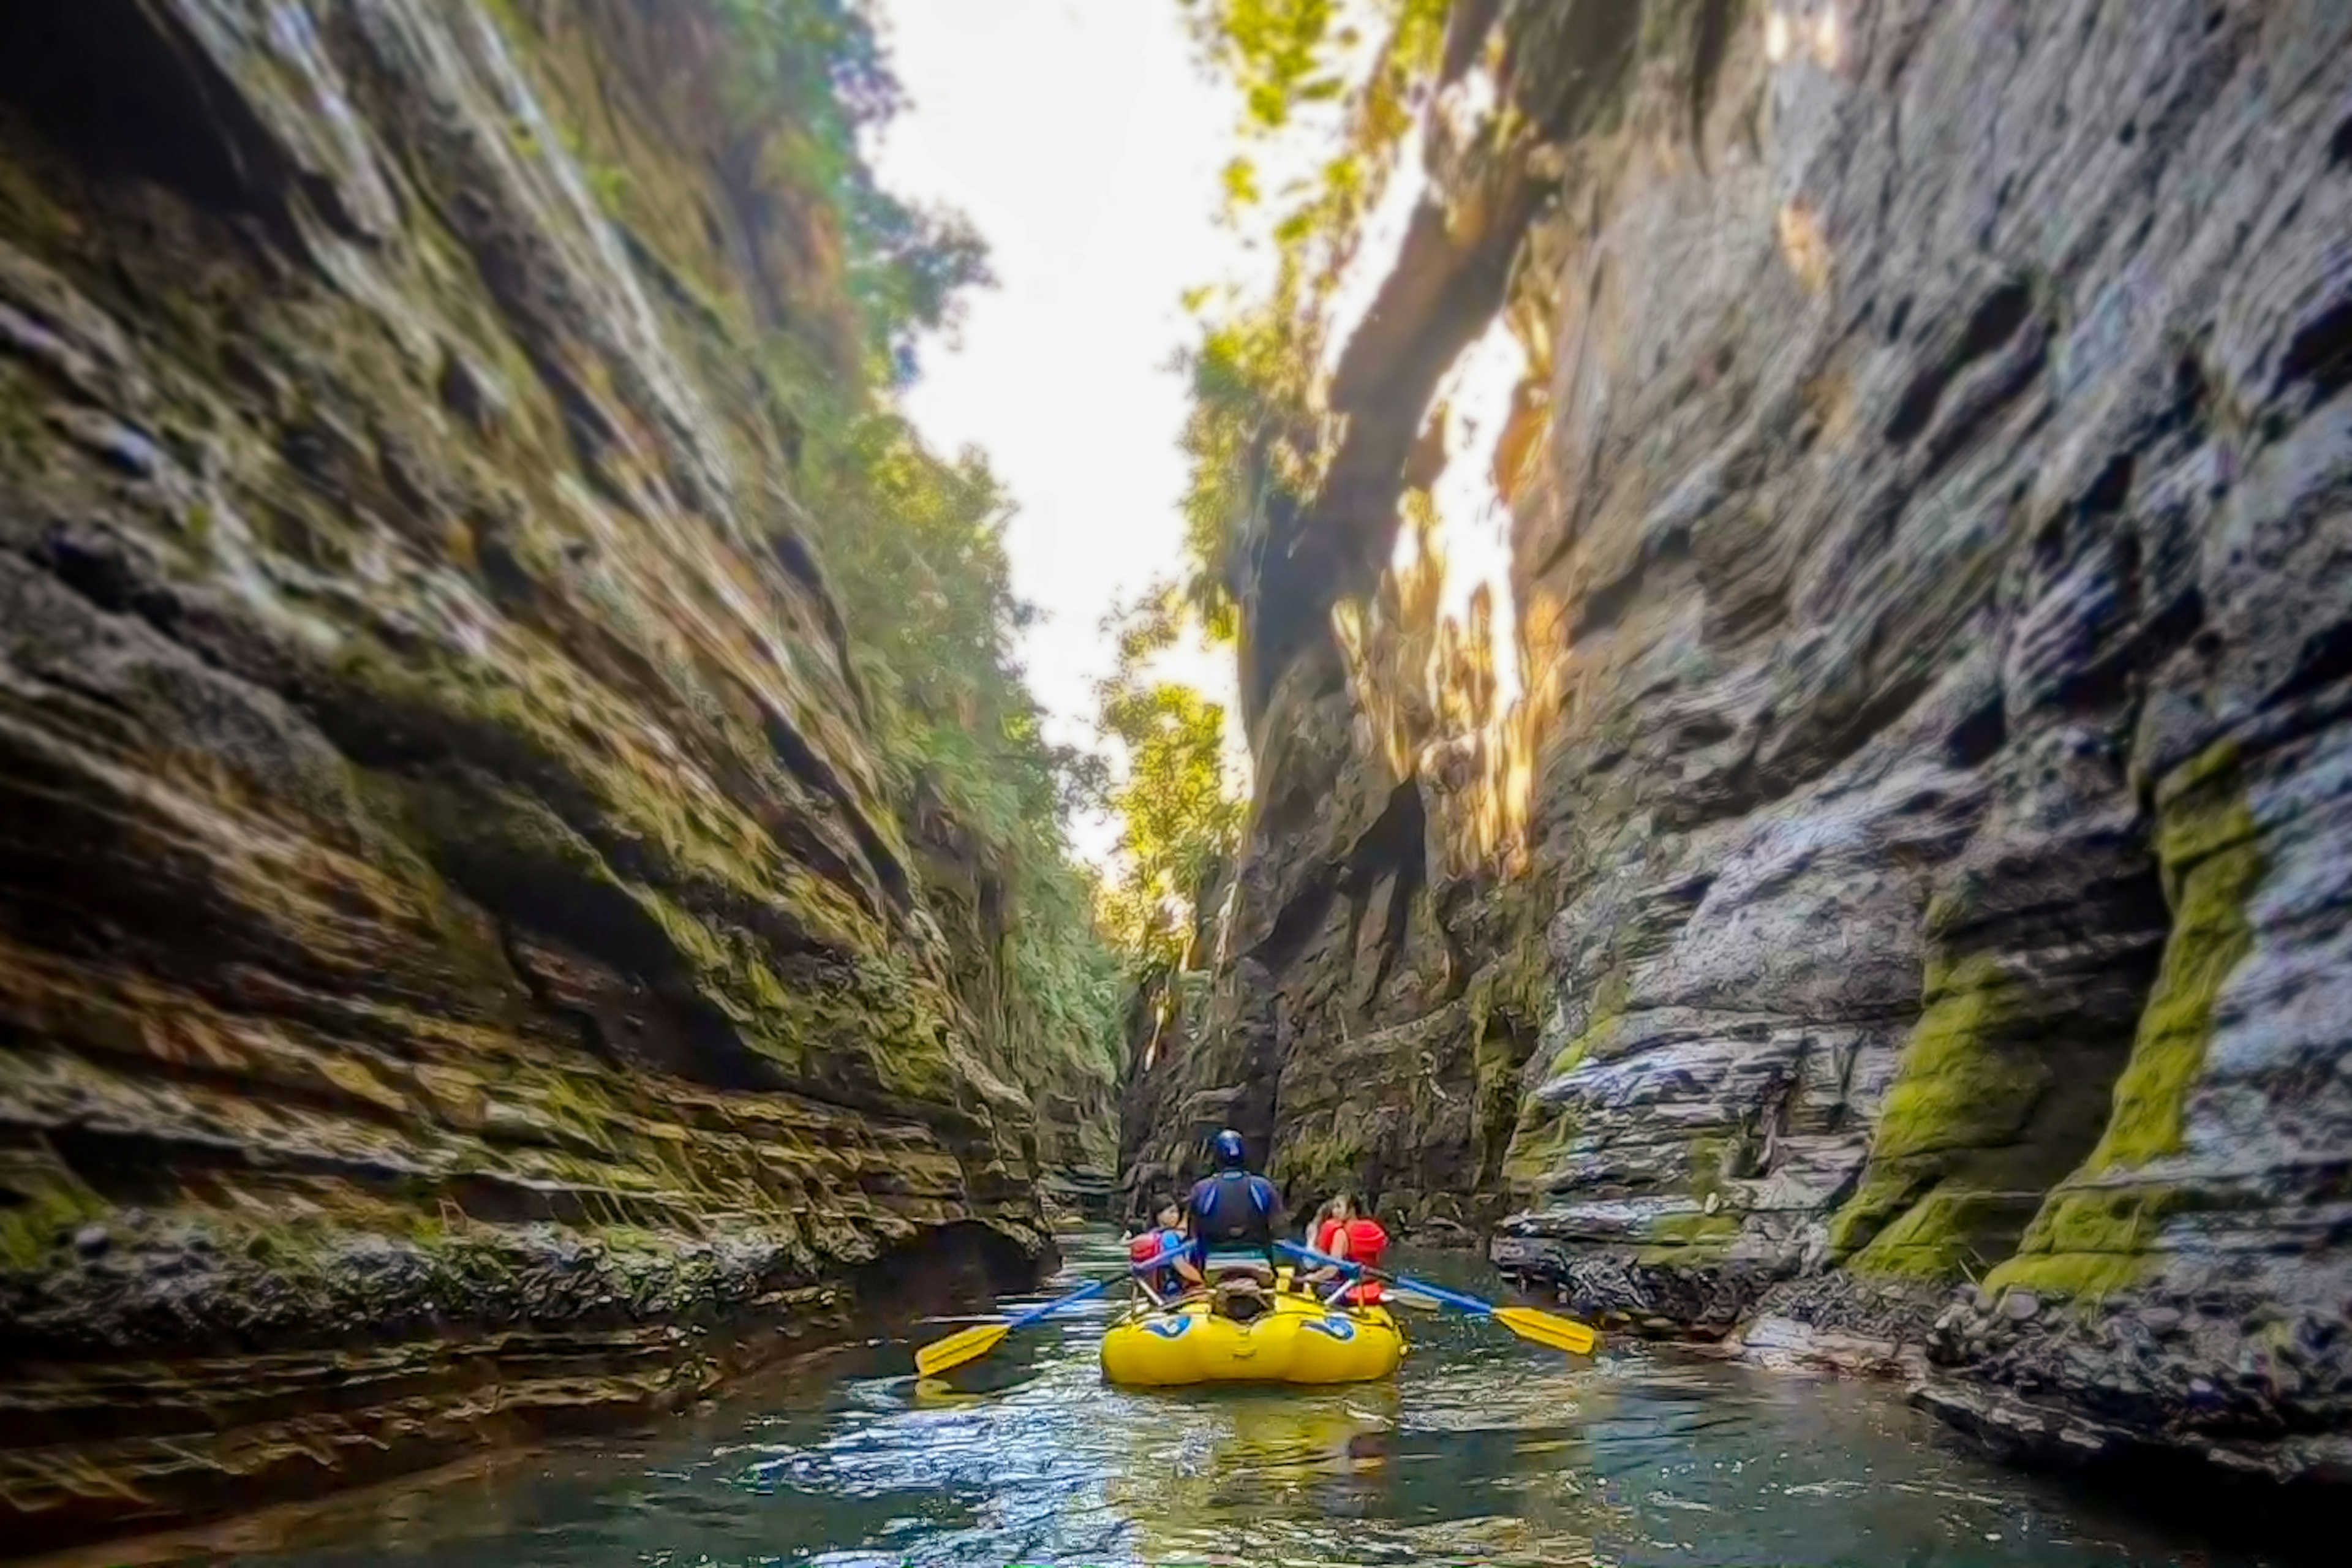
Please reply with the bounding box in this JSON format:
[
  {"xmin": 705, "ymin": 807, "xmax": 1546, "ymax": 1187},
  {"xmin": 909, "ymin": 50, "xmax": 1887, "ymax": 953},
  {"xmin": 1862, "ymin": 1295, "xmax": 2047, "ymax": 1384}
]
[
  {"xmin": 1125, "ymin": 0, "xmax": 2352, "ymax": 1488},
  {"xmin": 0, "ymin": 0, "xmax": 1093, "ymax": 1552}
]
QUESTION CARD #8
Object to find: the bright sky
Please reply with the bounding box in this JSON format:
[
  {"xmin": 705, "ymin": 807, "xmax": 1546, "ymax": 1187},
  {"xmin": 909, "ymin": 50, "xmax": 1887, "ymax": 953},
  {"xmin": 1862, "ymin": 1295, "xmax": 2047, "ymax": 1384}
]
[{"xmin": 869, "ymin": 0, "xmax": 1246, "ymax": 862}]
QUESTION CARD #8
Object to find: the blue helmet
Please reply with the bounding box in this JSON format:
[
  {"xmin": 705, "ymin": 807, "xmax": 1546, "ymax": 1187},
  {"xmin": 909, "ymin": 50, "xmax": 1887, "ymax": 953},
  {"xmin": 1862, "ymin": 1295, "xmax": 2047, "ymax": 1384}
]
[{"xmin": 1211, "ymin": 1129, "xmax": 1246, "ymax": 1169}]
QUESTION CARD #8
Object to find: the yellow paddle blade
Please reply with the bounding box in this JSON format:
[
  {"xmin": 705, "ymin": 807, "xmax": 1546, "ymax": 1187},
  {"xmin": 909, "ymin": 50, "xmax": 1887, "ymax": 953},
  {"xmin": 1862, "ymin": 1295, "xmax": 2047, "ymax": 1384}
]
[
  {"xmin": 1494, "ymin": 1305, "xmax": 1598, "ymax": 1355},
  {"xmin": 914, "ymin": 1321, "xmax": 1010, "ymax": 1378}
]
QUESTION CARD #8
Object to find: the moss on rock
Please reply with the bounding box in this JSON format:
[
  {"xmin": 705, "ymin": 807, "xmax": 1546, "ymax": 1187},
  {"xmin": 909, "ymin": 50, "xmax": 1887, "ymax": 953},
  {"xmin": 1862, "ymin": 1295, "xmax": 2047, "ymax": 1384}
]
[
  {"xmin": 2091, "ymin": 776, "xmax": 2259, "ymax": 1173},
  {"xmin": 1983, "ymin": 1183, "xmax": 2181, "ymax": 1297},
  {"xmin": 1981, "ymin": 748, "xmax": 2263, "ymax": 1300},
  {"xmin": 1830, "ymin": 951, "xmax": 2052, "ymax": 1272},
  {"xmin": 1850, "ymin": 1182, "xmax": 2040, "ymax": 1280},
  {"xmin": 1873, "ymin": 952, "xmax": 2048, "ymax": 1160}
]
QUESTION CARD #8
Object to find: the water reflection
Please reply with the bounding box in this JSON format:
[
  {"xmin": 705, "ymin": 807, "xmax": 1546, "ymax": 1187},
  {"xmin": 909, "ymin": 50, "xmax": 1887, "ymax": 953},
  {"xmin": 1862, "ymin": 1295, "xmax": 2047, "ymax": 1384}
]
[{"xmin": 179, "ymin": 1233, "xmax": 2276, "ymax": 1568}]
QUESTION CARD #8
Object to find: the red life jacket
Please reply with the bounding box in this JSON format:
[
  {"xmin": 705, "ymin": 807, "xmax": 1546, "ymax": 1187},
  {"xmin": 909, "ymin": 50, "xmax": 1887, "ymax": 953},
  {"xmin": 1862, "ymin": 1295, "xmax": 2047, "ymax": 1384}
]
[
  {"xmin": 1313, "ymin": 1218, "xmax": 1347, "ymax": 1258},
  {"xmin": 1129, "ymin": 1228, "xmax": 1183, "ymax": 1289},
  {"xmin": 1343, "ymin": 1217, "xmax": 1388, "ymax": 1303}
]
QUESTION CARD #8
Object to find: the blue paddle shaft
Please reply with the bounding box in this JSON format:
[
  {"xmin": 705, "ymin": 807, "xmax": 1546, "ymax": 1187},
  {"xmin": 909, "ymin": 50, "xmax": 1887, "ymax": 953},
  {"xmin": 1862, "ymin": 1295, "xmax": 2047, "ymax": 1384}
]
[
  {"xmin": 1006, "ymin": 1275, "xmax": 1107, "ymax": 1328},
  {"xmin": 1275, "ymin": 1240, "xmax": 1496, "ymax": 1318},
  {"xmin": 1007, "ymin": 1239, "xmax": 1188, "ymax": 1329}
]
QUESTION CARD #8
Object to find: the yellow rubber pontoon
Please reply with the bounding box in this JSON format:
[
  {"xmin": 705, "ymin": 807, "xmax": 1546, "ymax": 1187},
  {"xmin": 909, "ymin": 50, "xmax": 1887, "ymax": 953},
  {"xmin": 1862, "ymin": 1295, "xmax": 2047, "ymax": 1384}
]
[{"xmin": 1099, "ymin": 1287, "xmax": 1405, "ymax": 1386}]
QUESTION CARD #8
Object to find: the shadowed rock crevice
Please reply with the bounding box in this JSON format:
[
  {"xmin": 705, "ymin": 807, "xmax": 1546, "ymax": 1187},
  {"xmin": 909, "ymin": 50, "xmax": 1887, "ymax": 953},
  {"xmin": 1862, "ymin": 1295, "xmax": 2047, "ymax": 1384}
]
[
  {"xmin": 1884, "ymin": 281, "xmax": 2036, "ymax": 447},
  {"xmin": 0, "ymin": 0, "xmax": 287, "ymax": 231}
]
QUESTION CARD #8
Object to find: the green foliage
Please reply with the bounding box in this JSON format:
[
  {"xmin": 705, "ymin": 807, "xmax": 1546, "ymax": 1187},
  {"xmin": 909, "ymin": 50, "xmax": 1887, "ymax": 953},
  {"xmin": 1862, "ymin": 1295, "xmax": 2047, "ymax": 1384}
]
[
  {"xmin": 1090, "ymin": 586, "xmax": 1245, "ymax": 977},
  {"xmin": 708, "ymin": 0, "xmax": 993, "ymax": 383},
  {"xmin": 699, "ymin": 1, "xmax": 1117, "ymax": 1079},
  {"xmin": 1180, "ymin": 0, "xmax": 1344, "ymax": 133},
  {"xmin": 1170, "ymin": 0, "xmax": 1452, "ymax": 630},
  {"xmin": 1178, "ymin": 0, "xmax": 1446, "ymax": 137},
  {"xmin": 761, "ymin": 345, "xmax": 1123, "ymax": 1077},
  {"xmin": 1174, "ymin": 276, "xmax": 1318, "ymax": 636}
]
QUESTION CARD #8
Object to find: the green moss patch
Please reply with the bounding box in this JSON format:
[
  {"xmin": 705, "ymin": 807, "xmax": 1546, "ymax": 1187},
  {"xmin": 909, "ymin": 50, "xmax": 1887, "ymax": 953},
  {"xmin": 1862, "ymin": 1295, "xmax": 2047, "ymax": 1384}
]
[
  {"xmin": 1871, "ymin": 952, "xmax": 2049, "ymax": 1161},
  {"xmin": 1272, "ymin": 1126, "xmax": 1369, "ymax": 1195},
  {"xmin": 1982, "ymin": 1184, "xmax": 2179, "ymax": 1298},
  {"xmin": 1499, "ymin": 1096, "xmax": 1581, "ymax": 1194},
  {"xmin": 0, "ymin": 1164, "xmax": 108, "ymax": 1274},
  {"xmin": 1633, "ymin": 1210, "xmax": 1741, "ymax": 1267},
  {"xmin": 2090, "ymin": 777, "xmax": 2260, "ymax": 1173},
  {"xmin": 1966, "ymin": 748, "xmax": 2261, "ymax": 1300},
  {"xmin": 1850, "ymin": 1182, "xmax": 2037, "ymax": 1280},
  {"xmin": 1826, "ymin": 951, "xmax": 2053, "ymax": 1270}
]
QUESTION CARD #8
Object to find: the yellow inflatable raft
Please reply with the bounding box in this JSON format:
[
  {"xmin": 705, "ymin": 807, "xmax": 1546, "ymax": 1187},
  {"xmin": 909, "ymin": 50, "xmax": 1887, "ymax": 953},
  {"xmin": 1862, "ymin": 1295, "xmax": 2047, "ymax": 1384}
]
[{"xmin": 1099, "ymin": 1288, "xmax": 1404, "ymax": 1387}]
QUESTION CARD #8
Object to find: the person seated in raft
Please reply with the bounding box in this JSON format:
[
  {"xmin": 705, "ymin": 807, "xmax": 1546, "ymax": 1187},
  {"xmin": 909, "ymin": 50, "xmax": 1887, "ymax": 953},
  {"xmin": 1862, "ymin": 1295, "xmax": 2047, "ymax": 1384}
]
[
  {"xmin": 1293, "ymin": 1195, "xmax": 1347, "ymax": 1292},
  {"xmin": 1340, "ymin": 1206, "xmax": 1389, "ymax": 1306},
  {"xmin": 1306, "ymin": 1194, "xmax": 1351, "ymax": 1267},
  {"xmin": 1126, "ymin": 1197, "xmax": 1199, "ymax": 1300},
  {"xmin": 1187, "ymin": 1129, "xmax": 1281, "ymax": 1305},
  {"xmin": 1302, "ymin": 1193, "xmax": 1388, "ymax": 1306}
]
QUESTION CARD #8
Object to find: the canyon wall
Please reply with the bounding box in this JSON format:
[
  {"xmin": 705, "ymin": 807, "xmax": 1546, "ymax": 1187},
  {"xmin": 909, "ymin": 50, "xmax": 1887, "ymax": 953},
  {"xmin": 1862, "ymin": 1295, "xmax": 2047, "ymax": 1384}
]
[
  {"xmin": 1125, "ymin": 0, "xmax": 2352, "ymax": 1487},
  {"xmin": 0, "ymin": 0, "xmax": 1106, "ymax": 1553}
]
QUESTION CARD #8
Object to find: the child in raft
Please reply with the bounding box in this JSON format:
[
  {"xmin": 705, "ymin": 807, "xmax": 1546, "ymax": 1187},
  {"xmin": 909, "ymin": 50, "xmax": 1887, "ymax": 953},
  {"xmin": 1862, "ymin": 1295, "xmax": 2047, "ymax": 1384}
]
[
  {"xmin": 1126, "ymin": 1197, "xmax": 1200, "ymax": 1300},
  {"xmin": 1303, "ymin": 1193, "xmax": 1389, "ymax": 1306}
]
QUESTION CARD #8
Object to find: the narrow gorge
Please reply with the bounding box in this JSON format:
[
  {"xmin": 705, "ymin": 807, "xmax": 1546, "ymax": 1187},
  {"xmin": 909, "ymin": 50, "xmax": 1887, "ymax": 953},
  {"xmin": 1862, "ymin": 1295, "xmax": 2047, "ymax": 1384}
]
[{"xmin": 1123, "ymin": 0, "xmax": 2352, "ymax": 1501}]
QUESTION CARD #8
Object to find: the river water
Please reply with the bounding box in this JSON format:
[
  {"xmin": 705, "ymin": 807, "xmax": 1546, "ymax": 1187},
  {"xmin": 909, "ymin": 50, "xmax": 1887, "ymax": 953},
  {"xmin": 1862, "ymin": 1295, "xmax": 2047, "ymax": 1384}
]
[{"xmin": 184, "ymin": 1229, "xmax": 2281, "ymax": 1568}]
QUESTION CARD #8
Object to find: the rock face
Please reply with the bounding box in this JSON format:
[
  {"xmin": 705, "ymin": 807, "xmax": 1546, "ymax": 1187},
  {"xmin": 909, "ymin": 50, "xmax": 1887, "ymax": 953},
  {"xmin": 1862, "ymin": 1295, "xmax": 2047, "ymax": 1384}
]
[
  {"xmin": 1125, "ymin": 0, "xmax": 2352, "ymax": 1489},
  {"xmin": 0, "ymin": 0, "xmax": 1101, "ymax": 1552}
]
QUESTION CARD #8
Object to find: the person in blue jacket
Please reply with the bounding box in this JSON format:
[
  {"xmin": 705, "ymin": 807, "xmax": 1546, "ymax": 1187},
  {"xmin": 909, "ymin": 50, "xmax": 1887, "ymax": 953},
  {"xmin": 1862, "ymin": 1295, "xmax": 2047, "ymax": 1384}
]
[{"xmin": 1186, "ymin": 1129, "xmax": 1281, "ymax": 1283}]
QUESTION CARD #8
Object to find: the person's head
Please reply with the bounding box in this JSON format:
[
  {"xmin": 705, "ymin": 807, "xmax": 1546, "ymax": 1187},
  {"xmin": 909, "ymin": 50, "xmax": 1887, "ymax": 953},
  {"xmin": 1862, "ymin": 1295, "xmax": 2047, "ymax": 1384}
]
[
  {"xmin": 1331, "ymin": 1193, "xmax": 1359, "ymax": 1221},
  {"xmin": 1211, "ymin": 1128, "xmax": 1247, "ymax": 1170},
  {"xmin": 1155, "ymin": 1198, "xmax": 1182, "ymax": 1230}
]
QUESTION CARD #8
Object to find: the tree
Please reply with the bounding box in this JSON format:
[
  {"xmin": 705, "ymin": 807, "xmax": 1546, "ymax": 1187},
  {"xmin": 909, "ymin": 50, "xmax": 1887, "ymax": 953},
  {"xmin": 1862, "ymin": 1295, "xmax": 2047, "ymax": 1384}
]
[
  {"xmin": 1093, "ymin": 588, "xmax": 1246, "ymax": 976},
  {"xmin": 701, "ymin": 0, "xmax": 1120, "ymax": 1074},
  {"xmin": 712, "ymin": 0, "xmax": 995, "ymax": 383},
  {"xmin": 1169, "ymin": 0, "xmax": 1452, "ymax": 627}
]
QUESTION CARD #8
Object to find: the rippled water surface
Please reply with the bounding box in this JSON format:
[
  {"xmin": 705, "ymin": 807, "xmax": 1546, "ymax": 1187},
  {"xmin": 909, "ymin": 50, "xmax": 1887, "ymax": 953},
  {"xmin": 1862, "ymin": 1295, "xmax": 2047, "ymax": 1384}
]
[{"xmin": 193, "ymin": 1231, "xmax": 2277, "ymax": 1568}]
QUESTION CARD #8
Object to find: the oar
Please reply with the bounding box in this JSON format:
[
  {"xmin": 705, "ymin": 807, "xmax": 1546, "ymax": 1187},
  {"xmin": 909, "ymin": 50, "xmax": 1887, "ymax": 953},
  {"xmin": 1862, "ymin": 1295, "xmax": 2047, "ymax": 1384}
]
[
  {"xmin": 1276, "ymin": 1240, "xmax": 1597, "ymax": 1354},
  {"xmin": 914, "ymin": 1240, "xmax": 1185, "ymax": 1378}
]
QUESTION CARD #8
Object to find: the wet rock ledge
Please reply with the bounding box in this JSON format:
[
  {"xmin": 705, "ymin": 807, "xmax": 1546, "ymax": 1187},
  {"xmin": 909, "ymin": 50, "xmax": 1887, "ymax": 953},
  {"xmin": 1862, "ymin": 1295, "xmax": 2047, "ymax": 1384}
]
[{"xmin": 0, "ymin": 0, "xmax": 1077, "ymax": 1555}]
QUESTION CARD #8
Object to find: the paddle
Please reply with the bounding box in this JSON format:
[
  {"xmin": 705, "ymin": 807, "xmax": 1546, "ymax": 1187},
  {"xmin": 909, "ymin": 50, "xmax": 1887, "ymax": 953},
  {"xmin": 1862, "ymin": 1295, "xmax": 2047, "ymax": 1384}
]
[
  {"xmin": 1276, "ymin": 1240, "xmax": 1598, "ymax": 1355},
  {"xmin": 914, "ymin": 1240, "xmax": 1186, "ymax": 1378}
]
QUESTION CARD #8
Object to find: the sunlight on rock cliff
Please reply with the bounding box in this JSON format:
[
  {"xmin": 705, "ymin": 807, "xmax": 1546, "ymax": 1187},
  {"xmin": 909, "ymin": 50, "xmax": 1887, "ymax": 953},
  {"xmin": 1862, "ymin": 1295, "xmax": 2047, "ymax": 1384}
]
[
  {"xmin": 1322, "ymin": 113, "xmax": 1430, "ymax": 382},
  {"xmin": 1334, "ymin": 314, "xmax": 1547, "ymax": 876},
  {"xmin": 1767, "ymin": 6, "xmax": 1842, "ymax": 72},
  {"xmin": 1777, "ymin": 200, "xmax": 1834, "ymax": 293}
]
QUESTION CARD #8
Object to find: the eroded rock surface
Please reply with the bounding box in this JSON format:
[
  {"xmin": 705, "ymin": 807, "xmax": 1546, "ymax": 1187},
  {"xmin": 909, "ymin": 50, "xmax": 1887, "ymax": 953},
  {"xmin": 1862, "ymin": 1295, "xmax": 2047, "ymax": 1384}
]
[
  {"xmin": 1123, "ymin": 0, "xmax": 2352, "ymax": 1489},
  {"xmin": 0, "ymin": 0, "xmax": 1099, "ymax": 1551}
]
